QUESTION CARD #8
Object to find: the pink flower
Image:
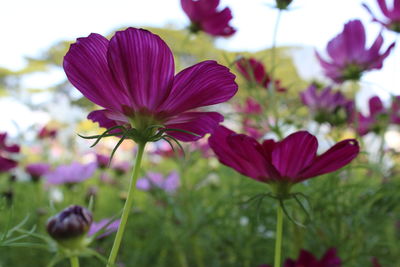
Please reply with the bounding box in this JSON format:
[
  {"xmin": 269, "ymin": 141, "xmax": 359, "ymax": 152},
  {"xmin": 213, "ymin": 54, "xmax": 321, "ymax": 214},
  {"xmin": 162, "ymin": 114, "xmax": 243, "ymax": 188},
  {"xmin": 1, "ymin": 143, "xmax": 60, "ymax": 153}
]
[
  {"xmin": 112, "ymin": 161, "xmax": 131, "ymax": 175},
  {"xmin": 64, "ymin": 28, "xmax": 237, "ymax": 143},
  {"xmin": 209, "ymin": 126, "xmax": 359, "ymax": 197},
  {"xmin": 88, "ymin": 218, "xmax": 120, "ymax": 239},
  {"xmin": 136, "ymin": 171, "xmax": 180, "ymax": 193},
  {"xmin": 236, "ymin": 57, "xmax": 286, "ymax": 92},
  {"xmin": 316, "ymin": 20, "xmax": 395, "ymax": 83},
  {"xmin": 0, "ymin": 133, "xmax": 20, "ymax": 173},
  {"xmin": 38, "ymin": 126, "xmax": 57, "ymax": 139},
  {"xmin": 153, "ymin": 140, "xmax": 185, "ymax": 159},
  {"xmin": 364, "ymin": 0, "xmax": 400, "ymax": 33},
  {"xmin": 235, "ymin": 97, "xmax": 263, "ymax": 115},
  {"xmin": 357, "ymin": 95, "xmax": 400, "ymax": 135},
  {"xmin": 181, "ymin": 0, "xmax": 236, "ymax": 37},
  {"xmin": 300, "ymin": 85, "xmax": 354, "ymax": 125},
  {"xmin": 95, "ymin": 153, "xmax": 110, "ymax": 169},
  {"xmin": 25, "ymin": 163, "xmax": 51, "ymax": 182},
  {"xmin": 285, "ymin": 248, "xmax": 341, "ymax": 267},
  {"xmin": 260, "ymin": 248, "xmax": 341, "ymax": 267}
]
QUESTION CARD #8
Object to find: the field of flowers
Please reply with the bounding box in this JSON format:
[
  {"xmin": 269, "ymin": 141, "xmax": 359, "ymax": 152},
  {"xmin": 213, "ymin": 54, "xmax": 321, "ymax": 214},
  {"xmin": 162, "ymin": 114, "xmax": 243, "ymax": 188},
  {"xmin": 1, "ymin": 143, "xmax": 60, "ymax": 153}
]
[{"xmin": 1, "ymin": 0, "xmax": 400, "ymax": 266}]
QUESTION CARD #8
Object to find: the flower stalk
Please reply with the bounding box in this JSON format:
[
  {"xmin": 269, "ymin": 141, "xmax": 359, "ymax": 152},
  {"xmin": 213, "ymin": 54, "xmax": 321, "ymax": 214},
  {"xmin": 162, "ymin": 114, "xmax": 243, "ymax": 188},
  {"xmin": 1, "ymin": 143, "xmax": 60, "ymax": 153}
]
[
  {"xmin": 274, "ymin": 203, "xmax": 283, "ymax": 267},
  {"xmin": 69, "ymin": 256, "xmax": 79, "ymax": 267},
  {"xmin": 107, "ymin": 142, "xmax": 146, "ymax": 266}
]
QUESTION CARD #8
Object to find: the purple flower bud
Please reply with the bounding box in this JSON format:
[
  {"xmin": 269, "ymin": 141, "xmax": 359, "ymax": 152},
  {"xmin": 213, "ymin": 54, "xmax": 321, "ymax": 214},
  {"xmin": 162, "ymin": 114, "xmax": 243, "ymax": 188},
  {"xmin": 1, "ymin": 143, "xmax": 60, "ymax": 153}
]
[{"xmin": 46, "ymin": 205, "xmax": 93, "ymax": 245}]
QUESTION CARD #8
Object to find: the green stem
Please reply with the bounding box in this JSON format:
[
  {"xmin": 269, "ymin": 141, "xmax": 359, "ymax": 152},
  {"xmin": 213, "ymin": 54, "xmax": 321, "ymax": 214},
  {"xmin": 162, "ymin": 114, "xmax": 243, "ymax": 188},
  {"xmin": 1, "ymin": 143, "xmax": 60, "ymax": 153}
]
[
  {"xmin": 271, "ymin": 9, "xmax": 282, "ymax": 78},
  {"xmin": 269, "ymin": 9, "xmax": 282, "ymax": 135},
  {"xmin": 274, "ymin": 203, "xmax": 284, "ymax": 267},
  {"xmin": 107, "ymin": 142, "xmax": 146, "ymax": 266},
  {"xmin": 69, "ymin": 256, "xmax": 79, "ymax": 267}
]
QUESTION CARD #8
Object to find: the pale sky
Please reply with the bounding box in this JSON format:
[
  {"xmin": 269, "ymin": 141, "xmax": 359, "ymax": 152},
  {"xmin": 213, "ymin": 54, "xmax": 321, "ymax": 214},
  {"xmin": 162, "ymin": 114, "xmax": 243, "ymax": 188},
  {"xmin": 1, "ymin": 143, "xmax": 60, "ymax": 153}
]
[{"xmin": 1, "ymin": 0, "xmax": 400, "ymax": 133}]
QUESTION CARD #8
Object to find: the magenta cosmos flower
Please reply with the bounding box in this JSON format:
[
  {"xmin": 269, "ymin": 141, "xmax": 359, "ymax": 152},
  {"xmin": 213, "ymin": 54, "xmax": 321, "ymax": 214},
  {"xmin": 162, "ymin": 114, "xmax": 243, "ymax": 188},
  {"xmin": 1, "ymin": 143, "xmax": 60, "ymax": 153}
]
[
  {"xmin": 64, "ymin": 28, "xmax": 237, "ymax": 143},
  {"xmin": 181, "ymin": 0, "xmax": 236, "ymax": 37},
  {"xmin": 209, "ymin": 126, "xmax": 359, "ymax": 197},
  {"xmin": 236, "ymin": 57, "xmax": 286, "ymax": 92},
  {"xmin": 316, "ymin": 20, "xmax": 395, "ymax": 83},
  {"xmin": 38, "ymin": 125, "xmax": 57, "ymax": 139},
  {"xmin": 301, "ymin": 85, "xmax": 354, "ymax": 125},
  {"xmin": 0, "ymin": 133, "xmax": 20, "ymax": 173},
  {"xmin": 25, "ymin": 163, "xmax": 51, "ymax": 182},
  {"xmin": 364, "ymin": 0, "xmax": 400, "ymax": 33},
  {"xmin": 235, "ymin": 97, "xmax": 263, "ymax": 115},
  {"xmin": 46, "ymin": 162, "xmax": 97, "ymax": 185},
  {"xmin": 260, "ymin": 248, "xmax": 341, "ymax": 267},
  {"xmin": 357, "ymin": 95, "xmax": 400, "ymax": 135},
  {"xmin": 95, "ymin": 153, "xmax": 110, "ymax": 169}
]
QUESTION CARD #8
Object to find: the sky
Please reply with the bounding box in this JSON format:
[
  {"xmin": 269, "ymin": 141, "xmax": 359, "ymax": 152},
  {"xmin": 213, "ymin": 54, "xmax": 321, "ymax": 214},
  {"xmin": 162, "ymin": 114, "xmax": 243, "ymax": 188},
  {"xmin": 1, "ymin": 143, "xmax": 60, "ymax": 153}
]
[{"xmin": 1, "ymin": 0, "xmax": 400, "ymax": 132}]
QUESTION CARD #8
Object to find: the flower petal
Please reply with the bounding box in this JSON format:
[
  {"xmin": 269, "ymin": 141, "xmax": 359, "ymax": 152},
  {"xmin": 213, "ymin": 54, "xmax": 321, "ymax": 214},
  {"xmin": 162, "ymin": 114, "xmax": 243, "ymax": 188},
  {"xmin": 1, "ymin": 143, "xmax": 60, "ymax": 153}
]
[
  {"xmin": 181, "ymin": 0, "xmax": 219, "ymax": 21},
  {"xmin": 320, "ymin": 248, "xmax": 341, "ymax": 266},
  {"xmin": 208, "ymin": 126, "xmax": 270, "ymax": 182},
  {"xmin": 159, "ymin": 60, "xmax": 238, "ymax": 115},
  {"xmin": 165, "ymin": 112, "xmax": 223, "ymax": 141},
  {"xmin": 87, "ymin": 109, "xmax": 130, "ymax": 131},
  {"xmin": 343, "ymin": 20, "xmax": 366, "ymax": 62},
  {"xmin": 326, "ymin": 32, "xmax": 347, "ymax": 66},
  {"xmin": 299, "ymin": 139, "xmax": 359, "ymax": 180},
  {"xmin": 107, "ymin": 28, "xmax": 175, "ymax": 111},
  {"xmin": 0, "ymin": 156, "xmax": 18, "ymax": 172},
  {"xmin": 296, "ymin": 250, "xmax": 319, "ymax": 265},
  {"xmin": 271, "ymin": 131, "xmax": 318, "ymax": 180},
  {"xmin": 369, "ymin": 96, "xmax": 384, "ymax": 116},
  {"xmin": 64, "ymin": 33, "xmax": 130, "ymax": 112},
  {"xmin": 201, "ymin": 7, "xmax": 236, "ymax": 36},
  {"xmin": 377, "ymin": 0, "xmax": 390, "ymax": 17}
]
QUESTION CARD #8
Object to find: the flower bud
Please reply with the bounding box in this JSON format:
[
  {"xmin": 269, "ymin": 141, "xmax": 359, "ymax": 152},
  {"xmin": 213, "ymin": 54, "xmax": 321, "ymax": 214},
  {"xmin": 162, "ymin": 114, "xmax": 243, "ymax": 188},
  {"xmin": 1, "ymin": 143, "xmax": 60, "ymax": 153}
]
[
  {"xmin": 276, "ymin": 0, "xmax": 293, "ymax": 10},
  {"xmin": 46, "ymin": 205, "xmax": 92, "ymax": 249}
]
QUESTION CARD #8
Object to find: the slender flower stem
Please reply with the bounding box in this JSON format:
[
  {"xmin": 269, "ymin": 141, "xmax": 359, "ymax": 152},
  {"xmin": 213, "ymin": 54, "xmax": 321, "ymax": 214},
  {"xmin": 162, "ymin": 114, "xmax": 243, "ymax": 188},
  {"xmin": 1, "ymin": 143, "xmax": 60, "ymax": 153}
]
[
  {"xmin": 107, "ymin": 142, "xmax": 146, "ymax": 266},
  {"xmin": 269, "ymin": 9, "xmax": 283, "ymax": 137},
  {"xmin": 69, "ymin": 256, "xmax": 79, "ymax": 267},
  {"xmin": 271, "ymin": 9, "xmax": 282, "ymax": 78},
  {"xmin": 274, "ymin": 203, "xmax": 284, "ymax": 267}
]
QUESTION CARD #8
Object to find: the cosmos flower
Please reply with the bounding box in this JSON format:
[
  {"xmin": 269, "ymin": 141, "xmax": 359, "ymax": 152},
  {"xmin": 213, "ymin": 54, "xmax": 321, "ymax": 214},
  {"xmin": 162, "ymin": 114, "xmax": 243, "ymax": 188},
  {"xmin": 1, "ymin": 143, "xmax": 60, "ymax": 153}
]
[
  {"xmin": 363, "ymin": 0, "xmax": 400, "ymax": 33},
  {"xmin": 46, "ymin": 162, "xmax": 97, "ymax": 185},
  {"xmin": 181, "ymin": 0, "xmax": 236, "ymax": 36},
  {"xmin": 112, "ymin": 161, "xmax": 131, "ymax": 176},
  {"xmin": 64, "ymin": 27, "xmax": 237, "ymax": 143},
  {"xmin": 316, "ymin": 20, "xmax": 395, "ymax": 83},
  {"xmin": 235, "ymin": 57, "xmax": 286, "ymax": 92},
  {"xmin": 136, "ymin": 171, "xmax": 180, "ymax": 193},
  {"xmin": 25, "ymin": 163, "xmax": 51, "ymax": 182},
  {"xmin": 95, "ymin": 153, "xmax": 110, "ymax": 169},
  {"xmin": 209, "ymin": 126, "xmax": 359, "ymax": 197},
  {"xmin": 357, "ymin": 95, "xmax": 400, "ymax": 135},
  {"xmin": 234, "ymin": 97, "xmax": 263, "ymax": 115},
  {"xmin": 0, "ymin": 132, "xmax": 20, "ymax": 173},
  {"xmin": 300, "ymin": 85, "xmax": 354, "ymax": 125},
  {"xmin": 88, "ymin": 218, "xmax": 120, "ymax": 239},
  {"xmin": 259, "ymin": 248, "xmax": 341, "ymax": 267},
  {"xmin": 38, "ymin": 126, "xmax": 57, "ymax": 139}
]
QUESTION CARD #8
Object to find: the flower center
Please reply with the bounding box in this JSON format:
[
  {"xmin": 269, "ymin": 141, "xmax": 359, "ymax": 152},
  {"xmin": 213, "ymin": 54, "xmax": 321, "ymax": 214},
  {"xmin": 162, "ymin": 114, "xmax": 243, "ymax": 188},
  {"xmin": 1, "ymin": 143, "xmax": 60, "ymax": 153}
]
[{"xmin": 342, "ymin": 64, "xmax": 363, "ymax": 81}]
